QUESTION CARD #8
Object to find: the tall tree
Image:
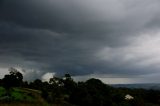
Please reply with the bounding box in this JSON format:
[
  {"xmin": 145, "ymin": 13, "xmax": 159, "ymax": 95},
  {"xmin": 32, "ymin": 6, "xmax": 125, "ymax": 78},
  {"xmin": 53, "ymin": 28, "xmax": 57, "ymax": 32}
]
[{"xmin": 2, "ymin": 67, "xmax": 23, "ymax": 89}]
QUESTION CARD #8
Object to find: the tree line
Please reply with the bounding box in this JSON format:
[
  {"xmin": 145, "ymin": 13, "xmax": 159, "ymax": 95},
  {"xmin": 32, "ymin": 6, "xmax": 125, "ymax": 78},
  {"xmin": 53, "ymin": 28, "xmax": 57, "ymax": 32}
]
[{"xmin": 0, "ymin": 67, "xmax": 160, "ymax": 106}]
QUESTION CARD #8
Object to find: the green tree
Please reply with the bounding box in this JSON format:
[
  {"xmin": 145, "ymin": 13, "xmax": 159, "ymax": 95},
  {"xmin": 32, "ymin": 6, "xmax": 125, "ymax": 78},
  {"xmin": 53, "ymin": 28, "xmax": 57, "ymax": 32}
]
[
  {"xmin": 29, "ymin": 79, "xmax": 43, "ymax": 90},
  {"xmin": 49, "ymin": 76, "xmax": 64, "ymax": 100},
  {"xmin": 2, "ymin": 67, "xmax": 23, "ymax": 89},
  {"xmin": 70, "ymin": 78, "xmax": 113, "ymax": 106},
  {"xmin": 63, "ymin": 74, "xmax": 77, "ymax": 95}
]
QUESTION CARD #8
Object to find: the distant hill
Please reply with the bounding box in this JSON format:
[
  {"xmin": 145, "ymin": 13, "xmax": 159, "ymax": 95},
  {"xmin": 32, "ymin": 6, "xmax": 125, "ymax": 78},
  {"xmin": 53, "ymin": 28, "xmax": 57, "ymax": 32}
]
[{"xmin": 111, "ymin": 83, "xmax": 160, "ymax": 90}]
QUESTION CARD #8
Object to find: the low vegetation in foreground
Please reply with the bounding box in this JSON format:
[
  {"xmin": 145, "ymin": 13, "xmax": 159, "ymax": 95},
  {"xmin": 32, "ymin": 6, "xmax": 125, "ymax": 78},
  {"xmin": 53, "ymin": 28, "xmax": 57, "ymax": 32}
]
[{"xmin": 0, "ymin": 67, "xmax": 160, "ymax": 106}]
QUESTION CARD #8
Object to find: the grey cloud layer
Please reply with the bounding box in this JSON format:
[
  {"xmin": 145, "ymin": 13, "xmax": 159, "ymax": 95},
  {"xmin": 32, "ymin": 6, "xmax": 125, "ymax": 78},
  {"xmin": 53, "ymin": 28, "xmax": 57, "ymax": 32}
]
[{"xmin": 1, "ymin": 0, "xmax": 160, "ymax": 81}]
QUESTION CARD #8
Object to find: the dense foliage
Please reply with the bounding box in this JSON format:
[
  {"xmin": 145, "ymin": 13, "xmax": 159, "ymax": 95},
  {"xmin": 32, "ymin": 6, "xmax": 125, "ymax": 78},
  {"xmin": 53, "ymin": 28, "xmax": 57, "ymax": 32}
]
[
  {"xmin": 1, "ymin": 68, "xmax": 23, "ymax": 90},
  {"xmin": 0, "ymin": 68, "xmax": 160, "ymax": 106}
]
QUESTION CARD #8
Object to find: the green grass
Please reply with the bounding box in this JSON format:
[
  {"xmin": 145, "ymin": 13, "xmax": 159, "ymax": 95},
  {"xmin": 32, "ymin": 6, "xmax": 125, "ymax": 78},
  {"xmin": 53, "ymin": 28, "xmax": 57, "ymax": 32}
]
[
  {"xmin": 11, "ymin": 91, "xmax": 23, "ymax": 100},
  {"xmin": 0, "ymin": 87, "xmax": 37, "ymax": 103},
  {"xmin": 0, "ymin": 87, "xmax": 51, "ymax": 106},
  {"xmin": 11, "ymin": 88, "xmax": 34, "ymax": 102},
  {"xmin": 0, "ymin": 87, "xmax": 6, "ymax": 96},
  {"xmin": 0, "ymin": 87, "xmax": 76, "ymax": 106}
]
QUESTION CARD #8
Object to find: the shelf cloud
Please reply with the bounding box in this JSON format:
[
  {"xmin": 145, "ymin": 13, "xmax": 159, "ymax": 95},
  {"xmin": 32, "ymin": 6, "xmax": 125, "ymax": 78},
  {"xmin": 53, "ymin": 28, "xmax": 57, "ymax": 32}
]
[{"xmin": 1, "ymin": 0, "xmax": 160, "ymax": 83}]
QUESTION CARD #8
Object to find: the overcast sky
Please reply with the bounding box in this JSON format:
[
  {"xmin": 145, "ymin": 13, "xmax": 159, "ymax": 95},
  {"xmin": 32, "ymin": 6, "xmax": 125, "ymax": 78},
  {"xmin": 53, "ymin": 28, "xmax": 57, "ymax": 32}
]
[{"xmin": 1, "ymin": 0, "xmax": 160, "ymax": 84}]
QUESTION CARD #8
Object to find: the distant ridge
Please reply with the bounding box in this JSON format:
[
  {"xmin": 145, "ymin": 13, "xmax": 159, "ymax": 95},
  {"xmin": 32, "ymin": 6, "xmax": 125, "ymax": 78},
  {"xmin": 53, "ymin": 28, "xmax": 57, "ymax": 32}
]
[{"xmin": 111, "ymin": 83, "xmax": 160, "ymax": 90}]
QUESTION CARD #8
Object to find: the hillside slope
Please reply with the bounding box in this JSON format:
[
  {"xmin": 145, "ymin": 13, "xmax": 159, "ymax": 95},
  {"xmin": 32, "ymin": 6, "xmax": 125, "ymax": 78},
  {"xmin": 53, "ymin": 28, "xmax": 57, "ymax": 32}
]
[{"xmin": 0, "ymin": 87, "xmax": 48, "ymax": 106}]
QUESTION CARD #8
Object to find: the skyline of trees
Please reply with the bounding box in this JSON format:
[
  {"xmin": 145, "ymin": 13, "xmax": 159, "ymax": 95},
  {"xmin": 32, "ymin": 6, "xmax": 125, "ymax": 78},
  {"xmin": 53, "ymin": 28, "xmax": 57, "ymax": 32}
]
[{"xmin": 0, "ymin": 68, "xmax": 160, "ymax": 106}]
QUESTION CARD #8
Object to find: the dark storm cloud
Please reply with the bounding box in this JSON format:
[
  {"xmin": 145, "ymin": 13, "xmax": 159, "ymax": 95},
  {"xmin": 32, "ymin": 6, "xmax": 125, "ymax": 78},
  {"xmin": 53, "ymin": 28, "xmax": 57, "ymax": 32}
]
[{"xmin": 1, "ymin": 0, "xmax": 160, "ymax": 82}]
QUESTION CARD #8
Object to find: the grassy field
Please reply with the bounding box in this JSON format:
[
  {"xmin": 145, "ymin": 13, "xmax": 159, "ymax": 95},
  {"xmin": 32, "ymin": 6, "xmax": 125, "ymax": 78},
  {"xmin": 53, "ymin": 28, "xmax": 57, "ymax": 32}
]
[
  {"xmin": 0, "ymin": 87, "xmax": 75, "ymax": 106},
  {"xmin": 0, "ymin": 87, "xmax": 49, "ymax": 106}
]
